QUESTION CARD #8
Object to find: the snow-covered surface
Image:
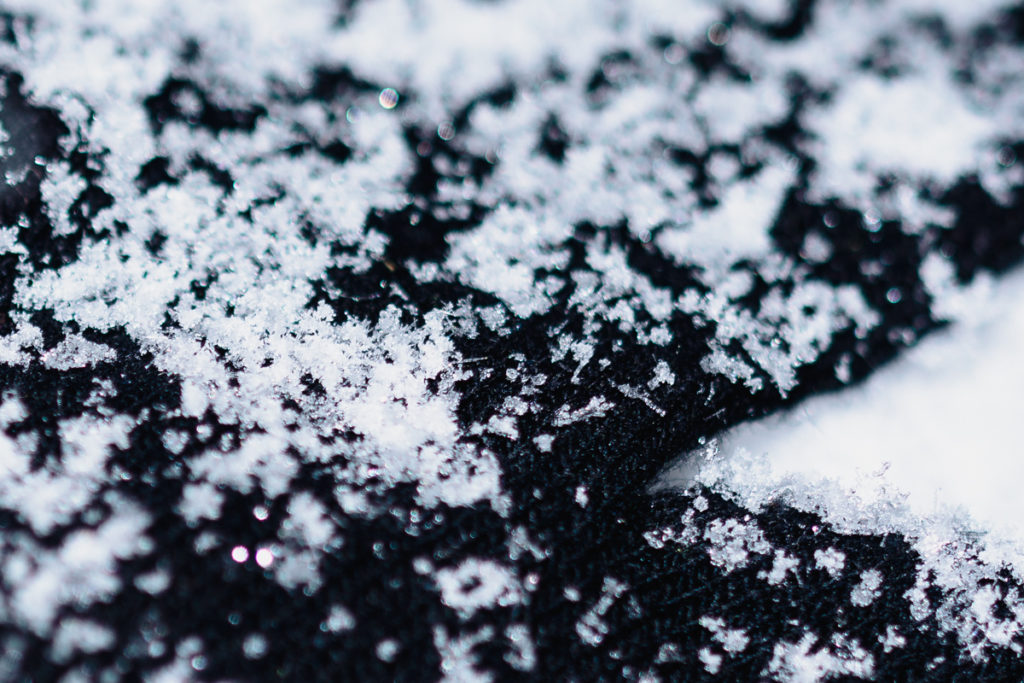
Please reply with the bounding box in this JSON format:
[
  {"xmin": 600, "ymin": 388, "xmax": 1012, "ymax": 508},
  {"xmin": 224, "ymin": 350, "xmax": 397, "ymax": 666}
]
[
  {"xmin": 664, "ymin": 260, "xmax": 1024, "ymax": 660},
  {"xmin": 1, "ymin": 0, "xmax": 1024, "ymax": 679},
  {"xmin": 666, "ymin": 260, "xmax": 1024, "ymax": 558}
]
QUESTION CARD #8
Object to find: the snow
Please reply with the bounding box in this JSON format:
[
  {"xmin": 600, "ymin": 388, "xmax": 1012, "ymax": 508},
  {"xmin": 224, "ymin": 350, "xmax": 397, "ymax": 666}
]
[
  {"xmin": 850, "ymin": 570, "xmax": 884, "ymax": 608},
  {"xmin": 704, "ymin": 517, "xmax": 772, "ymax": 573},
  {"xmin": 657, "ymin": 164, "xmax": 794, "ymax": 264},
  {"xmin": 665, "ymin": 262, "xmax": 1024, "ymax": 648},
  {"xmin": 0, "ymin": 0, "xmax": 1023, "ymax": 675},
  {"xmin": 575, "ymin": 577, "xmax": 629, "ymax": 647},
  {"xmin": 805, "ymin": 74, "xmax": 997, "ymax": 203},
  {"xmin": 765, "ymin": 632, "xmax": 875, "ymax": 683},
  {"xmin": 435, "ymin": 558, "xmax": 523, "ymax": 620},
  {"xmin": 813, "ymin": 548, "xmax": 846, "ymax": 579},
  {"xmin": 699, "ymin": 615, "xmax": 750, "ymax": 653},
  {"xmin": 6, "ymin": 500, "xmax": 152, "ymax": 634},
  {"xmin": 672, "ymin": 264, "xmax": 1024, "ymax": 567}
]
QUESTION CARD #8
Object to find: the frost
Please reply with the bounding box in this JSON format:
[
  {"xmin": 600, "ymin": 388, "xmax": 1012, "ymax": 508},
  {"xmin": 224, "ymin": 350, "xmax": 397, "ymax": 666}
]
[
  {"xmin": 879, "ymin": 626, "xmax": 906, "ymax": 654},
  {"xmin": 242, "ymin": 634, "xmax": 268, "ymax": 660},
  {"xmin": 504, "ymin": 624, "xmax": 536, "ymax": 672},
  {"xmin": 0, "ymin": 0, "xmax": 1022, "ymax": 676},
  {"xmin": 800, "ymin": 232, "xmax": 832, "ymax": 264},
  {"xmin": 376, "ymin": 639, "xmax": 399, "ymax": 663},
  {"xmin": 39, "ymin": 162, "xmax": 87, "ymax": 237},
  {"xmin": 648, "ymin": 361, "xmax": 675, "ymax": 389},
  {"xmin": 682, "ymin": 279, "xmax": 879, "ymax": 396},
  {"xmin": 271, "ymin": 492, "xmax": 338, "ymax": 590},
  {"xmin": 806, "ymin": 74, "xmax": 997, "ymax": 204},
  {"xmin": 657, "ymin": 164, "xmax": 793, "ymax": 264},
  {"xmin": 5, "ymin": 501, "xmax": 152, "ymax": 634},
  {"xmin": 178, "ymin": 483, "xmax": 224, "ymax": 525},
  {"xmin": 40, "ymin": 335, "xmax": 116, "ymax": 370},
  {"xmin": 134, "ymin": 568, "xmax": 171, "ymax": 595},
  {"xmin": 0, "ymin": 413, "xmax": 136, "ymax": 535},
  {"xmin": 642, "ymin": 509, "xmax": 701, "ymax": 550},
  {"xmin": 698, "ymin": 647, "xmax": 722, "ymax": 675},
  {"xmin": 574, "ymin": 485, "xmax": 589, "ymax": 508},
  {"xmin": 433, "ymin": 626, "xmax": 494, "ymax": 683}
]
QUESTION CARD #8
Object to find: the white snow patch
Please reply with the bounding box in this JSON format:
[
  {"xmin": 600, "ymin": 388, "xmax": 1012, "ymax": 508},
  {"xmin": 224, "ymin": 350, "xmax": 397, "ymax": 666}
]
[
  {"xmin": 813, "ymin": 548, "xmax": 846, "ymax": 579},
  {"xmin": 657, "ymin": 164, "xmax": 794, "ymax": 265},
  {"xmin": 435, "ymin": 558, "xmax": 523, "ymax": 620},
  {"xmin": 807, "ymin": 74, "xmax": 997, "ymax": 203}
]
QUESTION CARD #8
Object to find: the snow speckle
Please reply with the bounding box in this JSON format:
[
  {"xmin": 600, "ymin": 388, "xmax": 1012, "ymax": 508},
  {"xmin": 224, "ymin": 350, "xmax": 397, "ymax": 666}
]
[
  {"xmin": 850, "ymin": 570, "xmax": 884, "ymax": 608},
  {"xmin": 703, "ymin": 518, "xmax": 771, "ymax": 573},
  {"xmin": 574, "ymin": 485, "xmax": 589, "ymax": 508},
  {"xmin": 765, "ymin": 631, "xmax": 875, "ymax": 683},
  {"xmin": 813, "ymin": 548, "xmax": 846, "ymax": 579},
  {"xmin": 699, "ymin": 615, "xmax": 750, "ymax": 653},
  {"xmin": 435, "ymin": 558, "xmax": 523, "ymax": 620},
  {"xmin": 576, "ymin": 577, "xmax": 628, "ymax": 647}
]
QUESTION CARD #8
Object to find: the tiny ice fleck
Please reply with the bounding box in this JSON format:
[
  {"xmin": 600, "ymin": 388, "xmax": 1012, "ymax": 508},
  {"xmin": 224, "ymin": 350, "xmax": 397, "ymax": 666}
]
[
  {"xmin": 575, "ymin": 485, "xmax": 589, "ymax": 508},
  {"xmin": 378, "ymin": 88, "xmax": 399, "ymax": 109},
  {"xmin": 376, "ymin": 638, "xmax": 399, "ymax": 662},
  {"xmin": 800, "ymin": 232, "xmax": 832, "ymax": 264},
  {"xmin": 255, "ymin": 548, "xmax": 274, "ymax": 568},
  {"xmin": 700, "ymin": 615, "xmax": 750, "ymax": 654},
  {"xmin": 438, "ymin": 122, "xmax": 455, "ymax": 141},
  {"xmin": 231, "ymin": 546, "xmax": 249, "ymax": 563},
  {"xmin": 880, "ymin": 626, "xmax": 906, "ymax": 653},
  {"xmin": 835, "ymin": 354, "xmax": 852, "ymax": 384},
  {"xmin": 322, "ymin": 605, "xmax": 356, "ymax": 633},
  {"xmin": 253, "ymin": 506, "xmax": 269, "ymax": 521},
  {"xmin": 243, "ymin": 634, "xmax": 268, "ymax": 659}
]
